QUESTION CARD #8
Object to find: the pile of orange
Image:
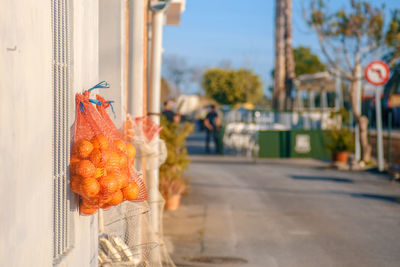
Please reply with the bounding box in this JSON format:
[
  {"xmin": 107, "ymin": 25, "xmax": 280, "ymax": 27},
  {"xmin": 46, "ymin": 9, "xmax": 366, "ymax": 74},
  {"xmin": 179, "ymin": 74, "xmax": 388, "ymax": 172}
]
[{"xmin": 70, "ymin": 134, "xmax": 139, "ymax": 215}]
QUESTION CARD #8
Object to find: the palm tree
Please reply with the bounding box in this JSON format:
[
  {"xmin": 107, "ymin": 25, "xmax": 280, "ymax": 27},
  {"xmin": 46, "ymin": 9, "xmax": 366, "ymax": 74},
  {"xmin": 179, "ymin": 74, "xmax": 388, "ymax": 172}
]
[
  {"xmin": 273, "ymin": 0, "xmax": 295, "ymax": 111},
  {"xmin": 274, "ymin": 0, "xmax": 286, "ymax": 111}
]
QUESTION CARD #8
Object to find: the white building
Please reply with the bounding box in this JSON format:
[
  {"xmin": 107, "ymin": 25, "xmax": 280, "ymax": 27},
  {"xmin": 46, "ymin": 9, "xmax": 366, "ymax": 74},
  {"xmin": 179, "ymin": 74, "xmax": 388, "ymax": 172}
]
[
  {"xmin": 1, "ymin": 1, "xmax": 99, "ymax": 266},
  {"xmin": 0, "ymin": 0, "xmax": 185, "ymax": 266}
]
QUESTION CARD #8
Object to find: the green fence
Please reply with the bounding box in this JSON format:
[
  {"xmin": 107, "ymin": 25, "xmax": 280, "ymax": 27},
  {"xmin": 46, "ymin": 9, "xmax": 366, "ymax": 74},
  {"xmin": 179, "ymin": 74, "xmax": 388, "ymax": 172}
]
[{"xmin": 258, "ymin": 130, "xmax": 331, "ymax": 159}]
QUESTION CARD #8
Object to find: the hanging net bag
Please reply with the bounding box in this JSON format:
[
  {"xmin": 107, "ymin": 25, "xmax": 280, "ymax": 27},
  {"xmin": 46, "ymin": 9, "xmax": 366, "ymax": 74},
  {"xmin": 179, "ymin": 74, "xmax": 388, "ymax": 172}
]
[{"xmin": 70, "ymin": 82, "xmax": 147, "ymax": 216}]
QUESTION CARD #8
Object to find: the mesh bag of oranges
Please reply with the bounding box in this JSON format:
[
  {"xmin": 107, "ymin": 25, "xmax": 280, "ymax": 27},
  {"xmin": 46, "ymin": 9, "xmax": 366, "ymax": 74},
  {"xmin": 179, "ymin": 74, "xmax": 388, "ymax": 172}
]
[
  {"xmin": 123, "ymin": 115, "xmax": 162, "ymax": 143},
  {"xmin": 70, "ymin": 86, "xmax": 146, "ymax": 216},
  {"xmin": 122, "ymin": 115, "xmax": 164, "ymax": 160}
]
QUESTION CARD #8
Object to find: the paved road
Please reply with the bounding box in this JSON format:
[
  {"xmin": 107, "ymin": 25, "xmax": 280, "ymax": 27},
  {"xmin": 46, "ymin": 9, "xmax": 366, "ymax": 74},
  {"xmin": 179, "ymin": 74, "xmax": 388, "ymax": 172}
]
[{"xmin": 163, "ymin": 132, "xmax": 400, "ymax": 267}]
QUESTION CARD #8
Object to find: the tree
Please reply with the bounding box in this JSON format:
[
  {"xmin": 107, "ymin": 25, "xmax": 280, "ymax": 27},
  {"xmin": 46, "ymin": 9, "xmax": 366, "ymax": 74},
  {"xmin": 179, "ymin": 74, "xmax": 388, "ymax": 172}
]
[
  {"xmin": 284, "ymin": 0, "xmax": 295, "ymax": 110},
  {"xmin": 293, "ymin": 46, "xmax": 326, "ymax": 76},
  {"xmin": 163, "ymin": 54, "xmax": 203, "ymax": 96},
  {"xmin": 274, "ymin": 0, "xmax": 295, "ymax": 111},
  {"xmin": 202, "ymin": 68, "xmax": 263, "ymax": 105},
  {"xmin": 305, "ymin": 0, "xmax": 400, "ymax": 163},
  {"xmin": 384, "ymin": 10, "xmax": 400, "ymax": 66},
  {"xmin": 160, "ymin": 117, "xmax": 194, "ymax": 197}
]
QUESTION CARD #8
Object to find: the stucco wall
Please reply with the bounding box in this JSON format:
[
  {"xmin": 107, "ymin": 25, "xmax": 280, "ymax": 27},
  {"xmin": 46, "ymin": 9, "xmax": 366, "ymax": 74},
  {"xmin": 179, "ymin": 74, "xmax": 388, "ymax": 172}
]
[
  {"xmin": 58, "ymin": 0, "xmax": 100, "ymax": 266},
  {"xmin": 0, "ymin": 0, "xmax": 99, "ymax": 266},
  {"xmin": 0, "ymin": 0, "xmax": 53, "ymax": 266}
]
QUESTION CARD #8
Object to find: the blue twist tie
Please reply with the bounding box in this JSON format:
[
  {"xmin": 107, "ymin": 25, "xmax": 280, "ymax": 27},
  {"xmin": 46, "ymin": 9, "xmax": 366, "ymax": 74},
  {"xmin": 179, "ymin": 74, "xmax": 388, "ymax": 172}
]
[
  {"xmin": 106, "ymin": 101, "xmax": 116, "ymax": 119},
  {"xmin": 88, "ymin": 81, "xmax": 110, "ymax": 91},
  {"xmin": 89, "ymin": 99, "xmax": 102, "ymax": 105},
  {"xmin": 79, "ymin": 102, "xmax": 87, "ymax": 115}
]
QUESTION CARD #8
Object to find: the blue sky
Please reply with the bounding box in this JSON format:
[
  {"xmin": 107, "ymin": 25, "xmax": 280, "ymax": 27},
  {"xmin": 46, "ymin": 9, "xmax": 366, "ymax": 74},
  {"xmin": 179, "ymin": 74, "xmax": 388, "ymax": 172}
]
[{"xmin": 163, "ymin": 0, "xmax": 399, "ymax": 94}]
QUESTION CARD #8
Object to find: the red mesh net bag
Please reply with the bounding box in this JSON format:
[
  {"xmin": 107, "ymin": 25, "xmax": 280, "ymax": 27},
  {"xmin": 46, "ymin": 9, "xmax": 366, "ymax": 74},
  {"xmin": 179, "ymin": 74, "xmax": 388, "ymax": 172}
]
[
  {"xmin": 70, "ymin": 89, "xmax": 146, "ymax": 216},
  {"xmin": 123, "ymin": 115, "xmax": 162, "ymax": 144},
  {"xmin": 134, "ymin": 116, "xmax": 162, "ymax": 142},
  {"xmin": 95, "ymin": 94, "xmax": 147, "ymax": 200}
]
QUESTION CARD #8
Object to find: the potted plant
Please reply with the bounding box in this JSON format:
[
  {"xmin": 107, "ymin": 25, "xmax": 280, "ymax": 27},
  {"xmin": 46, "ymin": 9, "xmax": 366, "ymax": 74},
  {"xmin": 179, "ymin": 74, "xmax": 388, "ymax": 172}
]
[
  {"xmin": 159, "ymin": 117, "xmax": 193, "ymax": 210},
  {"xmin": 160, "ymin": 178, "xmax": 186, "ymax": 210},
  {"xmin": 325, "ymin": 108, "xmax": 354, "ymax": 164},
  {"xmin": 326, "ymin": 127, "xmax": 355, "ymax": 163}
]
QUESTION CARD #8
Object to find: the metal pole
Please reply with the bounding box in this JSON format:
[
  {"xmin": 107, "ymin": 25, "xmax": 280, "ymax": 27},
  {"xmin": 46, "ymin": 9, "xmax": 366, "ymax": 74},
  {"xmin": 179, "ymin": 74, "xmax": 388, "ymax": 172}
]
[
  {"xmin": 148, "ymin": 2, "xmax": 170, "ymax": 263},
  {"xmin": 388, "ymin": 111, "xmax": 392, "ymax": 168},
  {"xmin": 129, "ymin": 0, "xmax": 145, "ymax": 117},
  {"xmin": 376, "ymin": 86, "xmax": 384, "ymax": 171},
  {"xmin": 355, "ymin": 65, "xmax": 362, "ymax": 161},
  {"xmin": 127, "ymin": 1, "xmax": 145, "ymax": 263},
  {"xmin": 148, "ymin": 10, "xmax": 164, "ymax": 125},
  {"xmin": 335, "ymin": 71, "xmax": 342, "ymax": 110}
]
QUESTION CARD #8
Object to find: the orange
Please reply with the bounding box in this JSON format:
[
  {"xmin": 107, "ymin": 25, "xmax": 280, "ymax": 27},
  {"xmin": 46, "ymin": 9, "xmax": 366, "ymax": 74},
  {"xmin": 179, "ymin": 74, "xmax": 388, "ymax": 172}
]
[
  {"xmin": 122, "ymin": 182, "xmax": 140, "ymax": 201},
  {"xmin": 98, "ymin": 175, "xmax": 119, "ymax": 195},
  {"xmin": 114, "ymin": 140, "xmax": 127, "ymax": 153},
  {"xmin": 94, "ymin": 168, "xmax": 106, "ymax": 179},
  {"xmin": 89, "ymin": 148, "xmax": 102, "ymax": 167},
  {"xmin": 126, "ymin": 143, "xmax": 136, "ymax": 159},
  {"xmin": 75, "ymin": 160, "xmax": 96, "ymax": 179},
  {"xmin": 107, "ymin": 151, "xmax": 120, "ymax": 166},
  {"xmin": 70, "ymin": 175, "xmax": 82, "ymax": 194},
  {"xmin": 81, "ymin": 177, "xmax": 100, "ymax": 198},
  {"xmin": 105, "ymin": 151, "xmax": 121, "ymax": 173},
  {"xmin": 70, "ymin": 155, "xmax": 80, "ymax": 164},
  {"xmin": 119, "ymin": 153, "xmax": 128, "ymax": 168},
  {"xmin": 70, "ymin": 155, "xmax": 80, "ymax": 174},
  {"xmin": 100, "ymin": 203, "xmax": 112, "ymax": 210},
  {"xmin": 91, "ymin": 134, "xmax": 109, "ymax": 150},
  {"xmin": 81, "ymin": 197, "xmax": 98, "ymax": 209},
  {"xmin": 100, "ymin": 149, "xmax": 111, "ymax": 164},
  {"xmin": 109, "ymin": 190, "xmax": 124, "ymax": 206},
  {"xmin": 98, "ymin": 193, "xmax": 112, "ymax": 205},
  {"xmin": 75, "ymin": 139, "xmax": 94, "ymax": 159},
  {"xmin": 116, "ymin": 171, "xmax": 129, "ymax": 189},
  {"xmin": 80, "ymin": 203, "xmax": 97, "ymax": 215}
]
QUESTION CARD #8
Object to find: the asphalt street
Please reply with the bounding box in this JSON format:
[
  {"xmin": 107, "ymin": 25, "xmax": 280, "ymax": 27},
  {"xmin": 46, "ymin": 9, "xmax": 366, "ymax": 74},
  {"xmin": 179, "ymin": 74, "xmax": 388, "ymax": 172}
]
[{"xmin": 163, "ymin": 132, "xmax": 400, "ymax": 267}]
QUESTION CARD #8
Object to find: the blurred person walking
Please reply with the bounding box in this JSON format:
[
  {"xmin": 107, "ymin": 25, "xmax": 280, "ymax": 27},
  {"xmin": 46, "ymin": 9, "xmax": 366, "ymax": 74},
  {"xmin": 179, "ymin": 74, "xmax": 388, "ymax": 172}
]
[
  {"xmin": 162, "ymin": 100, "xmax": 180, "ymax": 123},
  {"xmin": 204, "ymin": 105, "xmax": 221, "ymax": 154}
]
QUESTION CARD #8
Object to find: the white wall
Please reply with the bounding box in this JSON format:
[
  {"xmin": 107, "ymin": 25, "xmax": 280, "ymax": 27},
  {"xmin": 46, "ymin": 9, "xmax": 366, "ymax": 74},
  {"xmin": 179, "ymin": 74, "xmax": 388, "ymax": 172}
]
[
  {"xmin": 59, "ymin": 0, "xmax": 100, "ymax": 266},
  {"xmin": 99, "ymin": 0, "xmax": 127, "ymax": 128},
  {"xmin": 0, "ymin": 0, "xmax": 53, "ymax": 266},
  {"xmin": 0, "ymin": 0, "xmax": 100, "ymax": 266}
]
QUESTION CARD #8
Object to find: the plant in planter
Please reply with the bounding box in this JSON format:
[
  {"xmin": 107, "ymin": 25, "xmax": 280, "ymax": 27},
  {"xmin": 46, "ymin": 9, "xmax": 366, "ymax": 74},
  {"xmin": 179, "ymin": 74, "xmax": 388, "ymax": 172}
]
[
  {"xmin": 326, "ymin": 128, "xmax": 355, "ymax": 163},
  {"xmin": 326, "ymin": 109, "xmax": 354, "ymax": 163},
  {"xmin": 159, "ymin": 117, "xmax": 194, "ymax": 210},
  {"xmin": 159, "ymin": 178, "xmax": 186, "ymax": 210}
]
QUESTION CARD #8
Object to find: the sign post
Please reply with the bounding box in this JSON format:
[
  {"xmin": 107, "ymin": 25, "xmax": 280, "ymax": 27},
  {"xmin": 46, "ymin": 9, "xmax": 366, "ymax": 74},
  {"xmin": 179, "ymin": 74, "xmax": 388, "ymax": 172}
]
[{"xmin": 365, "ymin": 60, "xmax": 390, "ymax": 172}]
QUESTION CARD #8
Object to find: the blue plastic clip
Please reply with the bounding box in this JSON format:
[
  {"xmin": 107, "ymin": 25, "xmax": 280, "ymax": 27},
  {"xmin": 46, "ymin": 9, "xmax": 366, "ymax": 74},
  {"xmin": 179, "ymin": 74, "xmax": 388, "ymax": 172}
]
[{"xmin": 88, "ymin": 81, "xmax": 110, "ymax": 91}]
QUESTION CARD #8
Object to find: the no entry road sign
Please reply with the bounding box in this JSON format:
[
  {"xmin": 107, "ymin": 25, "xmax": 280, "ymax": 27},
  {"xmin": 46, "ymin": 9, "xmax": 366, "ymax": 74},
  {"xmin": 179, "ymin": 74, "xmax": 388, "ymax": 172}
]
[
  {"xmin": 365, "ymin": 60, "xmax": 390, "ymax": 86},
  {"xmin": 364, "ymin": 60, "xmax": 390, "ymax": 172}
]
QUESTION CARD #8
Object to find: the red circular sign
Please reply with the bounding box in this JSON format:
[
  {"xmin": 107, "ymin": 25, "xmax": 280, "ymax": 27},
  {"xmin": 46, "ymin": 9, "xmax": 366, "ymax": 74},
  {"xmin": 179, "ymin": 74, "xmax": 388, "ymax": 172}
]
[{"xmin": 365, "ymin": 60, "xmax": 390, "ymax": 86}]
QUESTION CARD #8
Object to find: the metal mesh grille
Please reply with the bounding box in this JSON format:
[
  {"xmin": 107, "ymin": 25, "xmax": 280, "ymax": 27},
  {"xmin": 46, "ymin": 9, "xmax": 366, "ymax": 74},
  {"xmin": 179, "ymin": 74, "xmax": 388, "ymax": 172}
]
[{"xmin": 52, "ymin": 0, "xmax": 72, "ymax": 262}]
